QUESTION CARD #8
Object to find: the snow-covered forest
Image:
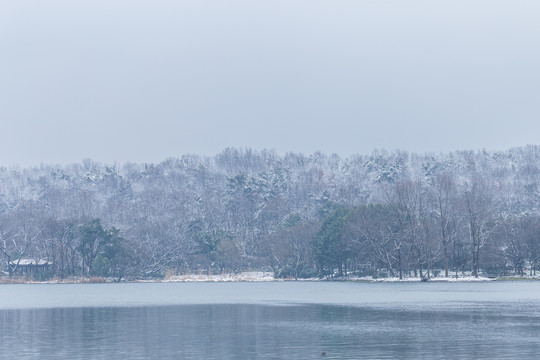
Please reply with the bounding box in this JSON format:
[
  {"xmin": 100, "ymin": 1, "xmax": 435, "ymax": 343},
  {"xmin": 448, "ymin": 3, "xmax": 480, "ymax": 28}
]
[{"xmin": 2, "ymin": 146, "xmax": 540, "ymax": 280}]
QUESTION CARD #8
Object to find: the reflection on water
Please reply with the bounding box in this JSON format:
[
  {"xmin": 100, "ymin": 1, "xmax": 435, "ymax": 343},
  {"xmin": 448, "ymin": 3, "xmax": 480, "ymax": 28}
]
[{"xmin": 2, "ymin": 282, "xmax": 540, "ymax": 359}]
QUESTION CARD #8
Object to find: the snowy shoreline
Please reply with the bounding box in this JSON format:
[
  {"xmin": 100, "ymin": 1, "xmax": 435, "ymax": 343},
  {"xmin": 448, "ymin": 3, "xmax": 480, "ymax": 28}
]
[
  {"xmin": 160, "ymin": 272, "xmax": 499, "ymax": 283},
  {"xmin": 2, "ymin": 271, "xmax": 539, "ymax": 284}
]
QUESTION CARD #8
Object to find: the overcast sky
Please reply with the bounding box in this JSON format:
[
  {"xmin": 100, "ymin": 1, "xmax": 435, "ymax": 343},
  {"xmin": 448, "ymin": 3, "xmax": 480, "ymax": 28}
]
[{"xmin": 1, "ymin": 1, "xmax": 539, "ymax": 167}]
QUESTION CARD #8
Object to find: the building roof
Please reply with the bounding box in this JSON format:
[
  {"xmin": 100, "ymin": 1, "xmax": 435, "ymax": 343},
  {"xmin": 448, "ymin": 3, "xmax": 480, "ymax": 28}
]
[{"xmin": 9, "ymin": 259, "xmax": 52, "ymax": 266}]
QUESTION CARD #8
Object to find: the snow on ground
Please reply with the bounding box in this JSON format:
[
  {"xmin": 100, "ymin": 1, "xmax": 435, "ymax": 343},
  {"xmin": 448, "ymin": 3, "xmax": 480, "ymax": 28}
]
[
  {"xmin": 162, "ymin": 272, "xmax": 499, "ymax": 283},
  {"xmin": 163, "ymin": 271, "xmax": 276, "ymax": 282},
  {"xmin": 380, "ymin": 276, "xmax": 494, "ymax": 282},
  {"xmin": 4, "ymin": 272, "xmax": 539, "ymax": 284},
  {"xmin": 337, "ymin": 275, "xmax": 496, "ymax": 282}
]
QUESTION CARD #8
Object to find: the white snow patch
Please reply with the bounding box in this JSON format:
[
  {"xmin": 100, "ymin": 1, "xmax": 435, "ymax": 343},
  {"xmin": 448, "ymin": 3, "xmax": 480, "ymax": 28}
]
[
  {"xmin": 164, "ymin": 271, "xmax": 275, "ymax": 282},
  {"xmin": 333, "ymin": 275, "xmax": 496, "ymax": 282}
]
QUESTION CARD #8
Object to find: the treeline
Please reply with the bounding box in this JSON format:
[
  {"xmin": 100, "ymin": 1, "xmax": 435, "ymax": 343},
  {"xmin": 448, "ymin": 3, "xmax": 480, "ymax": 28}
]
[{"xmin": 1, "ymin": 146, "xmax": 540, "ymax": 280}]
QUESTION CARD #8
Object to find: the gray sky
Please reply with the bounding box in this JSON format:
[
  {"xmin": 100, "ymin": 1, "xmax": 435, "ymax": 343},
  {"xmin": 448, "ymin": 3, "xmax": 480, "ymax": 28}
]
[{"xmin": 1, "ymin": 1, "xmax": 539, "ymax": 167}]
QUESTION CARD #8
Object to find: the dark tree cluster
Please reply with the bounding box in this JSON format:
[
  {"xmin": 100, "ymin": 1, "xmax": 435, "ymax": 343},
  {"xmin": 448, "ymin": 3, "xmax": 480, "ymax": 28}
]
[{"xmin": 1, "ymin": 146, "xmax": 540, "ymax": 280}]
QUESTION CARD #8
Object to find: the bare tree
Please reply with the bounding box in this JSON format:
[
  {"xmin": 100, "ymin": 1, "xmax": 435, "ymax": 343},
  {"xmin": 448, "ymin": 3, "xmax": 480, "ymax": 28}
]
[
  {"xmin": 429, "ymin": 172, "xmax": 460, "ymax": 277},
  {"xmin": 462, "ymin": 175, "xmax": 501, "ymax": 277}
]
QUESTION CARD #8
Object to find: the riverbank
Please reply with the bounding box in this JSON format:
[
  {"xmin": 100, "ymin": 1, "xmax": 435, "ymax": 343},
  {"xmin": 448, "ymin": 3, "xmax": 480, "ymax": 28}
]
[
  {"xmin": 161, "ymin": 272, "xmax": 499, "ymax": 282},
  {"xmin": 2, "ymin": 271, "xmax": 540, "ymax": 284}
]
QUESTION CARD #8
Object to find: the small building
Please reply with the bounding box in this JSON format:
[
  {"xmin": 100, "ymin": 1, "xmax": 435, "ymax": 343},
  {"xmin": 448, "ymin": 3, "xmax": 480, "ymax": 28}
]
[{"xmin": 8, "ymin": 259, "xmax": 53, "ymax": 277}]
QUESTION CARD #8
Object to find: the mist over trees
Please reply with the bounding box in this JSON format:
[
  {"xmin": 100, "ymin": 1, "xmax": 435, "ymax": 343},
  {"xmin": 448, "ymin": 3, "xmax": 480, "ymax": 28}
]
[{"xmin": 1, "ymin": 146, "xmax": 540, "ymax": 280}]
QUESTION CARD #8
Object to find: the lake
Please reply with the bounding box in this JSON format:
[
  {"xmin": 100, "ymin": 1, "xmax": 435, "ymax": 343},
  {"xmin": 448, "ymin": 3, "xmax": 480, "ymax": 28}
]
[{"xmin": 2, "ymin": 281, "xmax": 540, "ymax": 359}]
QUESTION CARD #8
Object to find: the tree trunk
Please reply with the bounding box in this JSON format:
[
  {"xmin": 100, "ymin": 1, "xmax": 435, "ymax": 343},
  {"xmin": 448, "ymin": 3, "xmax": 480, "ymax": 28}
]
[
  {"xmin": 397, "ymin": 248, "xmax": 403, "ymax": 280},
  {"xmin": 443, "ymin": 237, "xmax": 449, "ymax": 278}
]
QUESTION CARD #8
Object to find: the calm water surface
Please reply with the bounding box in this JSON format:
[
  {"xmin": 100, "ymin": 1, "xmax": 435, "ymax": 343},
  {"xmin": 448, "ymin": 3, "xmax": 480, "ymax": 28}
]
[{"xmin": 2, "ymin": 281, "xmax": 540, "ymax": 359}]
